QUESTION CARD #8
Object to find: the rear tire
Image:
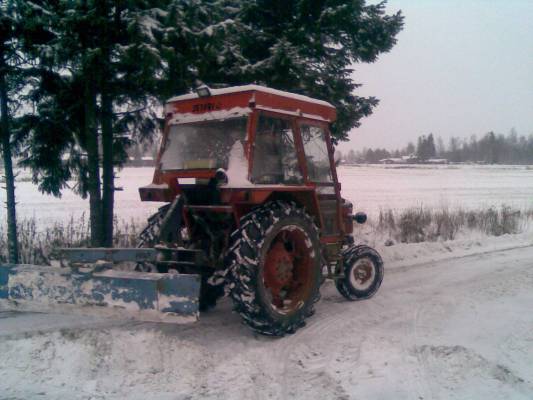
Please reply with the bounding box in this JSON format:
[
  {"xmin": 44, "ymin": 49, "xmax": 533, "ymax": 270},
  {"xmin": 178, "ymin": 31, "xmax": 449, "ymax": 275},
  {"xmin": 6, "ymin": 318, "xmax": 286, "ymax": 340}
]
[
  {"xmin": 226, "ymin": 201, "xmax": 322, "ymax": 336},
  {"xmin": 137, "ymin": 204, "xmax": 171, "ymax": 249},
  {"xmin": 335, "ymin": 245, "xmax": 384, "ymax": 301}
]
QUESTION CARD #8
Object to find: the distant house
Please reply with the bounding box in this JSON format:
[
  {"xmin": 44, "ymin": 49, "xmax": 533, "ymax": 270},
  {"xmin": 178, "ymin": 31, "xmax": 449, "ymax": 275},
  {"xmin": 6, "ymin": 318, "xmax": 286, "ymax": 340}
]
[
  {"xmin": 378, "ymin": 155, "xmax": 448, "ymax": 165},
  {"xmin": 379, "ymin": 158, "xmax": 403, "ymax": 164},
  {"xmin": 379, "ymin": 154, "xmax": 419, "ymax": 164},
  {"xmin": 402, "ymin": 155, "xmax": 419, "ymax": 163},
  {"xmin": 425, "ymin": 158, "xmax": 449, "ymax": 164}
]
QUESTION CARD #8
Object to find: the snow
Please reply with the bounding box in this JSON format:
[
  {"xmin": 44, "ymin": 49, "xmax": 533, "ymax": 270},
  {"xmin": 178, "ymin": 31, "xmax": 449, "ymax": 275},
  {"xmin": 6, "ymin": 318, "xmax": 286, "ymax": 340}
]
[
  {"xmin": 167, "ymin": 84, "xmax": 334, "ymax": 108},
  {"xmin": 140, "ymin": 182, "xmax": 168, "ymax": 189},
  {"xmin": 199, "ymin": 19, "xmax": 235, "ymax": 37},
  {"xmin": 168, "ymin": 106, "xmax": 251, "ymax": 125},
  {"xmin": 1, "ymin": 235, "xmax": 533, "ymax": 399},
  {"xmin": 223, "ymin": 141, "xmax": 252, "ymax": 187},
  {"xmin": 138, "ymin": 14, "xmax": 161, "ymax": 42},
  {"xmin": 255, "ymin": 105, "xmax": 331, "ymax": 122}
]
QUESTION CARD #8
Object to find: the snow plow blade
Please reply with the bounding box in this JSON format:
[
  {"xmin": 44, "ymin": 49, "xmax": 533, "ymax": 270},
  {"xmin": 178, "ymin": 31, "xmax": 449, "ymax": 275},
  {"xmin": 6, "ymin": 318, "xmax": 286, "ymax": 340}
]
[{"xmin": 0, "ymin": 263, "xmax": 201, "ymax": 323}]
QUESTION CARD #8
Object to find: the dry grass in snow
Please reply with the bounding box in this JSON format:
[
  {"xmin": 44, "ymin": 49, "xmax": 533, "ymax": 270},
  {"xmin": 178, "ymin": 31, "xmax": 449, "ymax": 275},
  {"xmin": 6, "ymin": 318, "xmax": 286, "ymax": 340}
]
[
  {"xmin": 369, "ymin": 205, "xmax": 533, "ymax": 245},
  {"xmin": 0, "ymin": 215, "xmax": 140, "ymax": 265},
  {"xmin": 0, "ymin": 205, "xmax": 532, "ymax": 264}
]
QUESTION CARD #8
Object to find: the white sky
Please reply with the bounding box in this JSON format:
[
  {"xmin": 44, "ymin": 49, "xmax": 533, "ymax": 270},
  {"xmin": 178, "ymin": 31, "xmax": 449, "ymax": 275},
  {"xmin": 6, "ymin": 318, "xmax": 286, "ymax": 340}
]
[{"xmin": 338, "ymin": 0, "xmax": 533, "ymax": 152}]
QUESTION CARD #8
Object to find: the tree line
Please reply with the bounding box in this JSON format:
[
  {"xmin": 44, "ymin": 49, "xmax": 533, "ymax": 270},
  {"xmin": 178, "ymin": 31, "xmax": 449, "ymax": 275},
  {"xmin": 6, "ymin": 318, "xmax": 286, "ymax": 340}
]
[
  {"xmin": 341, "ymin": 129, "xmax": 533, "ymax": 164},
  {"xmin": 0, "ymin": 0, "xmax": 403, "ymax": 263}
]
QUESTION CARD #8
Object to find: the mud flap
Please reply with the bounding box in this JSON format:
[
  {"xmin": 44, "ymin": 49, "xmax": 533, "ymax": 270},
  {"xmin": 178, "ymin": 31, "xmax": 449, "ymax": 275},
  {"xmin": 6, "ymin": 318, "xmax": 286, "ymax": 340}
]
[{"xmin": 0, "ymin": 264, "xmax": 200, "ymax": 323}]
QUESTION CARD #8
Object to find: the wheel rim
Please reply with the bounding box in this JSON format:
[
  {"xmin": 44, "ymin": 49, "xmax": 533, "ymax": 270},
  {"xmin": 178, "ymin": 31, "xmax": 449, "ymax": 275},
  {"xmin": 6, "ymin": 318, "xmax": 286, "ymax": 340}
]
[
  {"xmin": 262, "ymin": 225, "xmax": 315, "ymax": 314},
  {"xmin": 349, "ymin": 257, "xmax": 376, "ymax": 291}
]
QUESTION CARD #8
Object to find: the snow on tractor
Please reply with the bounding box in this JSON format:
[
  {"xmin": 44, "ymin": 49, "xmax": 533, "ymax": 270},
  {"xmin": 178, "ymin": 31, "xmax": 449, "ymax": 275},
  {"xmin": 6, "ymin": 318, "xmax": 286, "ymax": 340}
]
[{"xmin": 0, "ymin": 85, "xmax": 383, "ymax": 336}]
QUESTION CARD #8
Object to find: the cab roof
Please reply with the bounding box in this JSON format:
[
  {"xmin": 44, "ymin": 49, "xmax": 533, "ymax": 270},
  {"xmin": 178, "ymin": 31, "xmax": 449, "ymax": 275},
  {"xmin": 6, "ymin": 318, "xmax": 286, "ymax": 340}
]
[{"xmin": 165, "ymin": 84, "xmax": 336, "ymax": 123}]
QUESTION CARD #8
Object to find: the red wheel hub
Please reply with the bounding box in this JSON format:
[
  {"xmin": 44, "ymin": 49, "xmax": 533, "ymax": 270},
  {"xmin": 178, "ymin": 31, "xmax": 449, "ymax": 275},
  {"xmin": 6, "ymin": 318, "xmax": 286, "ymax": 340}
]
[
  {"xmin": 262, "ymin": 227, "xmax": 314, "ymax": 312},
  {"xmin": 264, "ymin": 241, "xmax": 294, "ymax": 296}
]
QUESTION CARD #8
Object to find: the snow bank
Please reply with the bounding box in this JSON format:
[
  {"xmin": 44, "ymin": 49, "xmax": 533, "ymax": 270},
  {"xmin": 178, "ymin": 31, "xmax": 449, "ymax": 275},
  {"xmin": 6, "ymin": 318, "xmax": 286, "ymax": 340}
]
[{"xmin": 376, "ymin": 230, "xmax": 533, "ymax": 271}]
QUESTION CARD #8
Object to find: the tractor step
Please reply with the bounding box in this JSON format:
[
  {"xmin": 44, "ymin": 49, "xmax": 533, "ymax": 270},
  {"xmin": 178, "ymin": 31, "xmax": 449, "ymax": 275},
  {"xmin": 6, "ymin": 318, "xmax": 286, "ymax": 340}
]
[{"xmin": 0, "ymin": 263, "xmax": 201, "ymax": 323}]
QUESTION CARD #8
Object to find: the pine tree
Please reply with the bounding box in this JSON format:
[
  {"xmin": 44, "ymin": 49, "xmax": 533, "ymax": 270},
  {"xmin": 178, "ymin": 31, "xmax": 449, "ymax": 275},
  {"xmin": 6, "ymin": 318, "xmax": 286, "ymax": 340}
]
[
  {"xmin": 0, "ymin": 0, "xmax": 51, "ymax": 262},
  {"xmin": 436, "ymin": 136, "xmax": 445, "ymax": 157},
  {"xmin": 405, "ymin": 142, "xmax": 415, "ymax": 156},
  {"xmin": 346, "ymin": 149, "xmax": 356, "ymax": 164},
  {"xmin": 0, "ymin": 0, "xmax": 19, "ymax": 263},
  {"xmin": 416, "ymin": 135, "xmax": 425, "ymax": 160},
  {"xmin": 19, "ymin": 0, "xmax": 164, "ymax": 247},
  {"xmin": 415, "ymin": 134, "xmax": 436, "ymax": 160},
  {"xmin": 245, "ymin": 1, "xmax": 403, "ymax": 142},
  {"xmin": 159, "ymin": 0, "xmax": 403, "ymax": 142},
  {"xmin": 427, "ymin": 133, "xmax": 436, "ymax": 158}
]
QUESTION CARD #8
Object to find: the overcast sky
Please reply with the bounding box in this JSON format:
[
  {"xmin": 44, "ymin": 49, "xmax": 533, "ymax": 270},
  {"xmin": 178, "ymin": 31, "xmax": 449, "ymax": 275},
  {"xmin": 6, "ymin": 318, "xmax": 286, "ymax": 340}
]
[{"xmin": 338, "ymin": 0, "xmax": 533, "ymax": 153}]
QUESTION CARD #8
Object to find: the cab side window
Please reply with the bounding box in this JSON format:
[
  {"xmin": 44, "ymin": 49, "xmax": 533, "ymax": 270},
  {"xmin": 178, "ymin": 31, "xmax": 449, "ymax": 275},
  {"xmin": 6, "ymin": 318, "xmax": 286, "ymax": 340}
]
[
  {"xmin": 251, "ymin": 115, "xmax": 303, "ymax": 184},
  {"xmin": 300, "ymin": 125, "xmax": 332, "ymax": 183}
]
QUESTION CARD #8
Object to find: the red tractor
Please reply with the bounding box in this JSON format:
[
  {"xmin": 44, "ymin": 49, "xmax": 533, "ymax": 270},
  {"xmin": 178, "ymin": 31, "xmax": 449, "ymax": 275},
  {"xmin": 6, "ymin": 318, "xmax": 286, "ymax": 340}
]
[{"xmin": 138, "ymin": 85, "xmax": 384, "ymax": 336}]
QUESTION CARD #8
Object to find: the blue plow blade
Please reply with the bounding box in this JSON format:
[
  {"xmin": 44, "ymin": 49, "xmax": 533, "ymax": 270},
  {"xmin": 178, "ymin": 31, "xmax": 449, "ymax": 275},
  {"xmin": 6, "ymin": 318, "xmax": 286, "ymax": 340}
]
[{"xmin": 0, "ymin": 264, "xmax": 200, "ymax": 323}]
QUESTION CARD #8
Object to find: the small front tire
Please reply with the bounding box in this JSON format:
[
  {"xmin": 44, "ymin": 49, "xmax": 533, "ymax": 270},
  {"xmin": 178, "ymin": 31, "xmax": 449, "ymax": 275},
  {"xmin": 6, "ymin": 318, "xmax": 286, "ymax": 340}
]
[{"xmin": 335, "ymin": 245, "xmax": 384, "ymax": 301}]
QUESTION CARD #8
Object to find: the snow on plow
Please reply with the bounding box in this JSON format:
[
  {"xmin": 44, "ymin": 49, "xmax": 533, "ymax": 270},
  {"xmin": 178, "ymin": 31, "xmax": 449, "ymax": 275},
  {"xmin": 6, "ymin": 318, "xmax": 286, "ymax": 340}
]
[{"xmin": 0, "ymin": 248, "xmax": 201, "ymax": 323}]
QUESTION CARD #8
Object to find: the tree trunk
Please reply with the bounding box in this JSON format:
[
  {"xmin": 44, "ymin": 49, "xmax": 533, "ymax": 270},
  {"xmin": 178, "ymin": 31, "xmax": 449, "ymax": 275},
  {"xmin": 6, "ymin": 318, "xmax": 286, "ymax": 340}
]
[
  {"xmin": 101, "ymin": 90, "xmax": 114, "ymax": 247},
  {"xmin": 0, "ymin": 54, "xmax": 19, "ymax": 263},
  {"xmin": 99, "ymin": 0, "xmax": 116, "ymax": 248},
  {"xmin": 84, "ymin": 77, "xmax": 103, "ymax": 247}
]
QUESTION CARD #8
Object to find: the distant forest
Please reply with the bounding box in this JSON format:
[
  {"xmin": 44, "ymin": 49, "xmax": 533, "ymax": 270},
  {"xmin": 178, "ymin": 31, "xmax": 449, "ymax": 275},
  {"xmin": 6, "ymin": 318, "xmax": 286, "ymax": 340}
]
[{"xmin": 340, "ymin": 129, "xmax": 533, "ymax": 164}]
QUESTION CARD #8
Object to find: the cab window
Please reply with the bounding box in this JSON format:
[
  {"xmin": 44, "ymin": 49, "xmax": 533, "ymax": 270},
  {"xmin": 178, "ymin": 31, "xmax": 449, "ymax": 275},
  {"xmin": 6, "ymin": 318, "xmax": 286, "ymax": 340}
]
[
  {"xmin": 300, "ymin": 125, "xmax": 333, "ymax": 183},
  {"xmin": 251, "ymin": 115, "xmax": 303, "ymax": 184}
]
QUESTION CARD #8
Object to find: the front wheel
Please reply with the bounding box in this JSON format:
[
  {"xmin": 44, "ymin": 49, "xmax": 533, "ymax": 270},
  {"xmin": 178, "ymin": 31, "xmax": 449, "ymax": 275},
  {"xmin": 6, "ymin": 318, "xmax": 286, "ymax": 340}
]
[
  {"xmin": 226, "ymin": 201, "xmax": 322, "ymax": 336},
  {"xmin": 335, "ymin": 245, "xmax": 384, "ymax": 301}
]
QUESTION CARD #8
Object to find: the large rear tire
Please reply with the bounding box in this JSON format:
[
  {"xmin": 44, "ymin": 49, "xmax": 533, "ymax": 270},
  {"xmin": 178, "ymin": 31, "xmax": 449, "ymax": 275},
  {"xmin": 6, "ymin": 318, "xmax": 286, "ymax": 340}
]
[
  {"xmin": 335, "ymin": 245, "xmax": 384, "ymax": 301},
  {"xmin": 226, "ymin": 201, "xmax": 322, "ymax": 336},
  {"xmin": 137, "ymin": 204, "xmax": 171, "ymax": 249},
  {"xmin": 135, "ymin": 204, "xmax": 170, "ymax": 273}
]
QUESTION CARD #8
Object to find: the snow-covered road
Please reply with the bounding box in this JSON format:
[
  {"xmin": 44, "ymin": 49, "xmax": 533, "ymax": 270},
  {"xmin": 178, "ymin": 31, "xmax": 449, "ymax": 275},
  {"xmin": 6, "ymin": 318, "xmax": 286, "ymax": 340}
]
[{"xmin": 1, "ymin": 245, "xmax": 532, "ymax": 400}]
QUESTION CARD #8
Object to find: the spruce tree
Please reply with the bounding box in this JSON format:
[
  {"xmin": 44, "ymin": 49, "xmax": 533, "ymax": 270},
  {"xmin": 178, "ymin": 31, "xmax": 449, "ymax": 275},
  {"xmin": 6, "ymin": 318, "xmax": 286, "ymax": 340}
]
[
  {"xmin": 226, "ymin": 0, "xmax": 402, "ymax": 142},
  {"xmin": 0, "ymin": 0, "xmax": 19, "ymax": 263},
  {"xmin": 158, "ymin": 0, "xmax": 403, "ymax": 142},
  {"xmin": 19, "ymin": 0, "xmax": 164, "ymax": 246},
  {"xmin": 427, "ymin": 133, "xmax": 436, "ymax": 158},
  {"xmin": 0, "ymin": 0, "xmax": 51, "ymax": 262}
]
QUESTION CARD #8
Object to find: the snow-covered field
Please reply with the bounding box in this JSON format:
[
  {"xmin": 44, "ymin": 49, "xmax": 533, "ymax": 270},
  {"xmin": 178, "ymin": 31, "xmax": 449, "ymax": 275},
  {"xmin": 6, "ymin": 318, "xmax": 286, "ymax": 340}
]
[
  {"xmin": 1, "ymin": 167, "xmax": 160, "ymax": 228},
  {"xmin": 1, "ymin": 164, "xmax": 532, "ymax": 399},
  {"xmin": 2, "ymin": 164, "xmax": 533, "ymax": 228},
  {"xmin": 339, "ymin": 164, "xmax": 533, "ymax": 216}
]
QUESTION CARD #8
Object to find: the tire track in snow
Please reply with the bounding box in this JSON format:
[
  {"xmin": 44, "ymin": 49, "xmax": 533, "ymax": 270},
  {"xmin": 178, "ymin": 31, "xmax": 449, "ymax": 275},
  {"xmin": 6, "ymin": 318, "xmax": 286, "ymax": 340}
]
[
  {"xmin": 275, "ymin": 300, "xmax": 356, "ymax": 399},
  {"xmin": 270, "ymin": 287, "xmax": 391, "ymax": 398},
  {"xmin": 410, "ymin": 295, "xmax": 458, "ymax": 399},
  {"xmin": 399, "ymin": 248, "xmax": 533, "ymax": 399}
]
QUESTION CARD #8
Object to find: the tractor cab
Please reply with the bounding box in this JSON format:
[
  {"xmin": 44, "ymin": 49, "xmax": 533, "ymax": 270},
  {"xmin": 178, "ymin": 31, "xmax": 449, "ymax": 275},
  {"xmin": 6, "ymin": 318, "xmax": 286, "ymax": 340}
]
[{"xmin": 140, "ymin": 85, "xmax": 352, "ymax": 241}]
